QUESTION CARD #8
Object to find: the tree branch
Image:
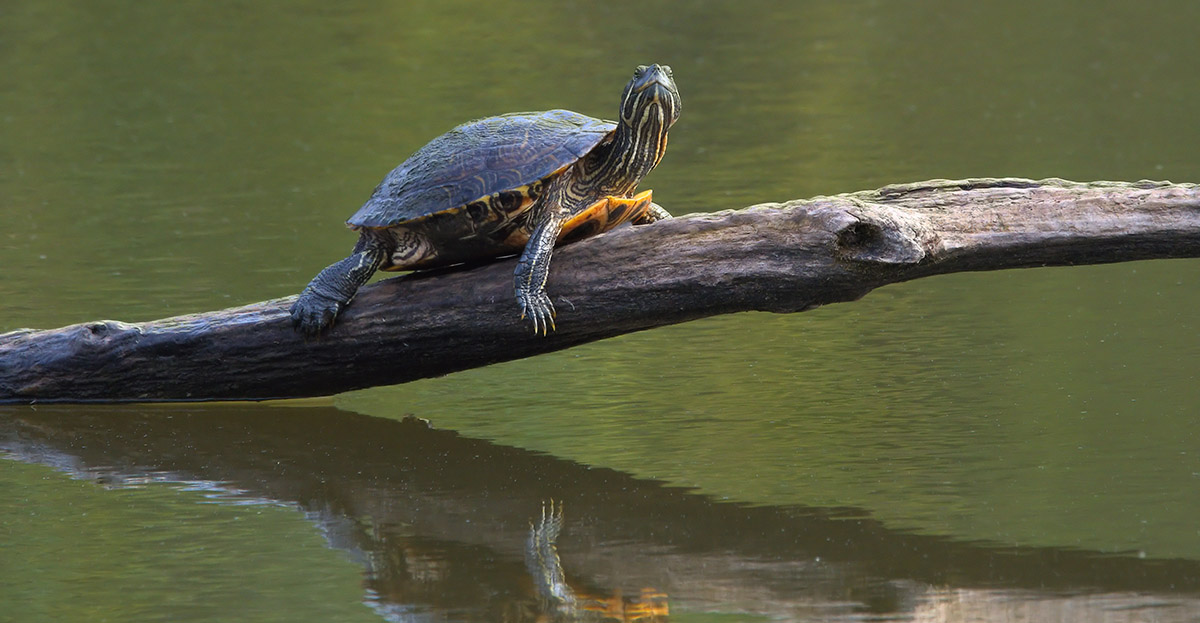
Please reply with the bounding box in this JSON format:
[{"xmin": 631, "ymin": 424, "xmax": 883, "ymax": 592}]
[{"xmin": 2, "ymin": 177, "xmax": 1198, "ymax": 403}]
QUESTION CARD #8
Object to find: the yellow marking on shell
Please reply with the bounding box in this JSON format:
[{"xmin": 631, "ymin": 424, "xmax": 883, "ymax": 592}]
[
  {"xmin": 381, "ymin": 181, "xmax": 547, "ymax": 228},
  {"xmin": 559, "ymin": 189, "xmax": 653, "ymax": 243}
]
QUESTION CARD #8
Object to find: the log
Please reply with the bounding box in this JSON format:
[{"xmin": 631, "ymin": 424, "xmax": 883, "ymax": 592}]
[{"xmin": 2, "ymin": 177, "xmax": 1198, "ymax": 403}]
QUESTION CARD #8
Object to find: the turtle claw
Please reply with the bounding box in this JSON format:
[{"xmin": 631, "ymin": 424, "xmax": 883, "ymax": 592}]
[
  {"xmin": 290, "ymin": 292, "xmax": 342, "ymax": 337},
  {"xmin": 518, "ymin": 290, "xmax": 556, "ymax": 336}
]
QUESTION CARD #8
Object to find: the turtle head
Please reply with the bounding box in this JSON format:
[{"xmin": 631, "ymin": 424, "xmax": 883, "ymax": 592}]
[
  {"xmin": 611, "ymin": 64, "xmax": 680, "ymax": 179},
  {"xmin": 619, "ymin": 64, "xmax": 681, "ymax": 130}
]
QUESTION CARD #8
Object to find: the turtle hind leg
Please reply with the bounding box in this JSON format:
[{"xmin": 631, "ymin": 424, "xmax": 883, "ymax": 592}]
[{"xmin": 290, "ymin": 231, "xmax": 389, "ymax": 336}]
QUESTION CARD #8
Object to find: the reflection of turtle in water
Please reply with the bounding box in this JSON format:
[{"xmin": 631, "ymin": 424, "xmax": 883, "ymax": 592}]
[
  {"xmin": 291, "ymin": 64, "xmax": 681, "ymax": 336},
  {"xmin": 525, "ymin": 501, "xmax": 669, "ymax": 621}
]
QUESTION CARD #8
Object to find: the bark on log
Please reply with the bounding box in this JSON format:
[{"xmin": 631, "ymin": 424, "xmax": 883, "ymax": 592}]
[{"xmin": 2, "ymin": 177, "xmax": 1198, "ymax": 404}]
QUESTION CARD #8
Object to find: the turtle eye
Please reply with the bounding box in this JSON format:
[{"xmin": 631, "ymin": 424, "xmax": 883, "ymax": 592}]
[
  {"xmin": 635, "ymin": 64, "xmax": 648, "ymax": 76},
  {"xmin": 663, "ymin": 65, "xmax": 673, "ymax": 77}
]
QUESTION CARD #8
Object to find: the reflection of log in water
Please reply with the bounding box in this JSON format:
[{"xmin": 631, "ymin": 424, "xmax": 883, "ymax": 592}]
[{"xmin": 2, "ymin": 405, "xmax": 1199, "ymax": 621}]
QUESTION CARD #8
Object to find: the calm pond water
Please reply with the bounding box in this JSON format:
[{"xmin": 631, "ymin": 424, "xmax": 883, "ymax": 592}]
[{"xmin": 2, "ymin": 2, "xmax": 1199, "ymax": 621}]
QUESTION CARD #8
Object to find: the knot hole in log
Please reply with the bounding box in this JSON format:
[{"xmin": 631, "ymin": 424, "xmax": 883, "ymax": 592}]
[
  {"xmin": 834, "ymin": 207, "xmax": 932, "ymax": 266},
  {"xmin": 836, "ymin": 220, "xmax": 883, "ymax": 251},
  {"xmin": 78, "ymin": 321, "xmax": 142, "ymax": 350}
]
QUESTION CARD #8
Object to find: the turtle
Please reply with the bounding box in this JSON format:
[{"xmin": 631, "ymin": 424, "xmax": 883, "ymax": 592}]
[{"xmin": 290, "ymin": 64, "xmax": 681, "ymax": 336}]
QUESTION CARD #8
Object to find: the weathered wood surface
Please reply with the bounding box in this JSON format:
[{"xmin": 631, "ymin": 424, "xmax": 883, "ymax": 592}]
[{"xmin": 2, "ymin": 177, "xmax": 1198, "ymax": 403}]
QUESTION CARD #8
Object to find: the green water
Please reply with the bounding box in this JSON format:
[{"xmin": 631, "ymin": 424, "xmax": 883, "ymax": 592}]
[{"xmin": 3, "ymin": 1, "xmax": 1199, "ymax": 621}]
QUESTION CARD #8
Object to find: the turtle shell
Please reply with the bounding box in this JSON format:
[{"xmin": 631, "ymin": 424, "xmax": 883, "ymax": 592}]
[{"xmin": 349, "ymin": 109, "xmax": 616, "ymax": 229}]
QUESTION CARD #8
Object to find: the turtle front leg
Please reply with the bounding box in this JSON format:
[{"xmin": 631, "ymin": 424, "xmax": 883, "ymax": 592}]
[
  {"xmin": 290, "ymin": 231, "xmax": 389, "ymax": 336},
  {"xmin": 634, "ymin": 202, "xmax": 672, "ymax": 224},
  {"xmin": 514, "ymin": 216, "xmax": 565, "ymax": 335}
]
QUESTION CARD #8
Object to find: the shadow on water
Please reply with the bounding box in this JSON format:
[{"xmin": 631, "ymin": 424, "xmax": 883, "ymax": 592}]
[{"xmin": 2, "ymin": 405, "xmax": 1198, "ymax": 622}]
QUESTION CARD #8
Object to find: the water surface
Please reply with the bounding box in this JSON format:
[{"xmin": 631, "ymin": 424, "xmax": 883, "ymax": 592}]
[{"xmin": 2, "ymin": 1, "xmax": 1199, "ymax": 621}]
